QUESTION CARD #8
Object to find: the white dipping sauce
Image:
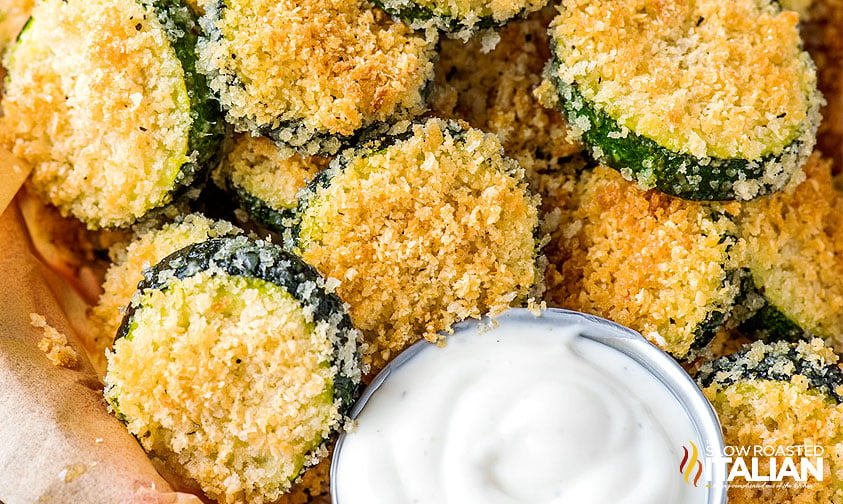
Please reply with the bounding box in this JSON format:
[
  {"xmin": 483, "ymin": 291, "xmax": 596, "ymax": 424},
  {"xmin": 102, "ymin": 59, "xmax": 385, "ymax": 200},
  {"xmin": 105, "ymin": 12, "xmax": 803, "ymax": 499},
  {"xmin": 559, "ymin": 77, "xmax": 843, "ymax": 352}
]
[{"xmin": 334, "ymin": 314, "xmax": 709, "ymax": 504}]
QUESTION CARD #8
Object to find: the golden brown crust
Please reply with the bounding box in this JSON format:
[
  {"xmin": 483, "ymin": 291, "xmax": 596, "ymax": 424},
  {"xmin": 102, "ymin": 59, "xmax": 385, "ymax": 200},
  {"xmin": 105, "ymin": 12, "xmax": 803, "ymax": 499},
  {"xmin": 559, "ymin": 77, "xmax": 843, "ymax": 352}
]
[
  {"xmin": 88, "ymin": 214, "xmax": 237, "ymax": 375},
  {"xmin": 702, "ymin": 340, "xmax": 843, "ymax": 504},
  {"xmin": 298, "ymin": 119, "xmax": 540, "ymax": 371},
  {"xmin": 738, "ymin": 153, "xmax": 843, "ymax": 341},
  {"xmin": 1, "ymin": 0, "xmax": 191, "ymax": 228},
  {"xmin": 106, "ymin": 272, "xmax": 339, "ymax": 504},
  {"xmin": 216, "ymin": 136, "xmax": 328, "ymax": 211},
  {"xmin": 544, "ymin": 166, "xmax": 739, "ymax": 358},
  {"xmin": 549, "ymin": 0, "xmax": 819, "ymax": 160},
  {"xmin": 197, "ymin": 0, "xmax": 435, "ymax": 143}
]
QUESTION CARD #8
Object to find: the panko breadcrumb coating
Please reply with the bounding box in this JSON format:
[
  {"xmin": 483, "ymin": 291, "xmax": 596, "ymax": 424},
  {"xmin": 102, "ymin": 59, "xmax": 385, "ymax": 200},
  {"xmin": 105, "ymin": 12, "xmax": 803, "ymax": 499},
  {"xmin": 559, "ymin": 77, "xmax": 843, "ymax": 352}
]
[
  {"xmin": 30, "ymin": 313, "xmax": 78, "ymax": 369},
  {"xmin": 545, "ymin": 166, "xmax": 740, "ymax": 358},
  {"xmin": 737, "ymin": 153, "xmax": 843, "ymax": 342},
  {"xmin": 546, "ymin": 0, "xmax": 822, "ymax": 200},
  {"xmin": 214, "ymin": 135, "xmax": 329, "ymax": 232},
  {"xmin": 430, "ymin": 7, "xmax": 581, "ymax": 184},
  {"xmin": 296, "ymin": 118, "xmax": 541, "ymax": 371},
  {"xmin": 88, "ymin": 214, "xmax": 238, "ymax": 374},
  {"xmin": 196, "ymin": 0, "xmax": 436, "ymax": 154},
  {"xmin": 549, "ymin": 0, "xmax": 818, "ymax": 161},
  {"xmin": 105, "ymin": 236, "xmax": 361, "ymax": 504},
  {"xmin": 107, "ymin": 273, "xmax": 338, "ymax": 504},
  {"xmin": 699, "ymin": 339, "xmax": 843, "ymax": 504},
  {"xmin": 1, "ymin": 0, "xmax": 217, "ymax": 228}
]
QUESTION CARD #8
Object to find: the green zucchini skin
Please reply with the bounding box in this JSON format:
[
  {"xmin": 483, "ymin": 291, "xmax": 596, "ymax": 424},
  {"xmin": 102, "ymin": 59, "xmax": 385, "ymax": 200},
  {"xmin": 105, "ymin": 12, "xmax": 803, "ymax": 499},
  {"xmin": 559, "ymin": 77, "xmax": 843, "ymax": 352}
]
[
  {"xmin": 698, "ymin": 341, "xmax": 843, "ymax": 403},
  {"xmin": 689, "ymin": 306, "xmax": 728, "ymax": 354},
  {"xmin": 116, "ymin": 236, "xmax": 360, "ymax": 414},
  {"xmin": 230, "ymin": 182, "xmax": 293, "ymax": 234},
  {"xmin": 259, "ymin": 120, "xmax": 355, "ymax": 157},
  {"xmin": 546, "ymin": 58, "xmax": 806, "ymax": 202},
  {"xmin": 371, "ymin": 0, "xmax": 503, "ymax": 34},
  {"xmin": 735, "ymin": 273, "xmax": 810, "ymax": 342},
  {"xmin": 147, "ymin": 0, "xmax": 226, "ymax": 193}
]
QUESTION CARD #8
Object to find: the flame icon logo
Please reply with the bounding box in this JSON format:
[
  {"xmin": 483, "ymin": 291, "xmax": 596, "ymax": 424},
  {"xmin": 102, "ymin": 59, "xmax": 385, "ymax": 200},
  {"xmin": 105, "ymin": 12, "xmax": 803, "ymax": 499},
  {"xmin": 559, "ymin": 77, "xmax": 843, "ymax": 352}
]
[{"xmin": 680, "ymin": 441, "xmax": 703, "ymax": 486}]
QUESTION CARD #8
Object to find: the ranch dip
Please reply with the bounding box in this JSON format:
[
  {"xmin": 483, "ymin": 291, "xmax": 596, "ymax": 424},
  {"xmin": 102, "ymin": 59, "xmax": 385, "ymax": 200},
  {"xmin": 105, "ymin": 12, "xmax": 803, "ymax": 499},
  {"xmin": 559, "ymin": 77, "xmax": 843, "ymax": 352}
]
[{"xmin": 332, "ymin": 309, "xmax": 722, "ymax": 504}]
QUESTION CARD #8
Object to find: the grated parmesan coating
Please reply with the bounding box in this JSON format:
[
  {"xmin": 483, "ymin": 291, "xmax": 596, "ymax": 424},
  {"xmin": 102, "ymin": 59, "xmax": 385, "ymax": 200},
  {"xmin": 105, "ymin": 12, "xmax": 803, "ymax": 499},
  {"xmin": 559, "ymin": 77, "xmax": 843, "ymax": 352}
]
[
  {"xmin": 215, "ymin": 135, "xmax": 329, "ymax": 213},
  {"xmin": 105, "ymin": 272, "xmax": 340, "ymax": 504},
  {"xmin": 0, "ymin": 0, "xmax": 33, "ymax": 53},
  {"xmin": 701, "ymin": 339, "xmax": 843, "ymax": 503},
  {"xmin": 1, "ymin": 0, "xmax": 193, "ymax": 228},
  {"xmin": 196, "ymin": 0, "xmax": 436, "ymax": 154},
  {"xmin": 549, "ymin": 0, "xmax": 821, "ymax": 161},
  {"xmin": 738, "ymin": 153, "xmax": 843, "ymax": 342},
  {"xmin": 430, "ymin": 7, "xmax": 582, "ymax": 184},
  {"xmin": 544, "ymin": 166, "xmax": 740, "ymax": 358},
  {"xmin": 297, "ymin": 118, "xmax": 541, "ymax": 371},
  {"xmin": 89, "ymin": 214, "xmax": 238, "ymax": 374}
]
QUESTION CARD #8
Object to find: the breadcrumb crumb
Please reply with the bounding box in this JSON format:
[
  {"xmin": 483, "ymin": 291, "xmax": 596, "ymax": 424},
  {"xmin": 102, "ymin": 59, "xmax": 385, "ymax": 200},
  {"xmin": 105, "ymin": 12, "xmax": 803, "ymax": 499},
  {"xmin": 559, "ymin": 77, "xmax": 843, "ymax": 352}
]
[{"xmin": 30, "ymin": 313, "xmax": 78, "ymax": 369}]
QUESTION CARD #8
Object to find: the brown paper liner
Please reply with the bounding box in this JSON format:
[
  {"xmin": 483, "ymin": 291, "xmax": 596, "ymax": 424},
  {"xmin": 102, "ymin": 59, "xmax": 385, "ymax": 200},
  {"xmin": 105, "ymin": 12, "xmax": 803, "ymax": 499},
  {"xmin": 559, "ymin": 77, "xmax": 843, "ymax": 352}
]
[{"xmin": 0, "ymin": 200, "xmax": 202, "ymax": 504}]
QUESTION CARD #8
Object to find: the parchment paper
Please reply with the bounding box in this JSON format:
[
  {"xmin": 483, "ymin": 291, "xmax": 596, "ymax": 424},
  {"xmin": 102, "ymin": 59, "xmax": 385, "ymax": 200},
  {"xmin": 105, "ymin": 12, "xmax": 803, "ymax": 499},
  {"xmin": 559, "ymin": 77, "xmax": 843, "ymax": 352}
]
[{"xmin": 0, "ymin": 201, "xmax": 202, "ymax": 504}]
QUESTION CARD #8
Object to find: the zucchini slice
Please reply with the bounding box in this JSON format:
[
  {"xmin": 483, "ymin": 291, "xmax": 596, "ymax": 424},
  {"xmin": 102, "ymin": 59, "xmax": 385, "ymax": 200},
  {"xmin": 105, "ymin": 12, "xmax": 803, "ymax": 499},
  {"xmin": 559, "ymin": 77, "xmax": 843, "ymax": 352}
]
[
  {"xmin": 544, "ymin": 166, "xmax": 740, "ymax": 359},
  {"xmin": 698, "ymin": 339, "xmax": 843, "ymax": 402},
  {"xmin": 104, "ymin": 235, "xmax": 361, "ymax": 503},
  {"xmin": 213, "ymin": 135, "xmax": 329, "ymax": 233},
  {"xmin": 293, "ymin": 118, "xmax": 541, "ymax": 372},
  {"xmin": 195, "ymin": 0, "xmax": 436, "ymax": 155},
  {"xmin": 546, "ymin": 0, "xmax": 822, "ymax": 201},
  {"xmin": 698, "ymin": 340, "xmax": 843, "ymax": 503},
  {"xmin": 373, "ymin": 0, "xmax": 547, "ymax": 36},
  {"xmin": 735, "ymin": 153, "xmax": 843, "ymax": 342},
  {"xmin": 1, "ymin": 0, "xmax": 225, "ymax": 229}
]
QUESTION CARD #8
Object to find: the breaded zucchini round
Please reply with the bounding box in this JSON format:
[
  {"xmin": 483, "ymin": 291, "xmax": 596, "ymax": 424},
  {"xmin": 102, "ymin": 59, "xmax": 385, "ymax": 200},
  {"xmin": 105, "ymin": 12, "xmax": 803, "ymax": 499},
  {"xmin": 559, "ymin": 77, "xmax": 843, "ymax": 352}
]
[
  {"xmin": 196, "ymin": 0, "xmax": 436, "ymax": 155},
  {"xmin": 736, "ymin": 153, "xmax": 843, "ymax": 342},
  {"xmin": 698, "ymin": 339, "xmax": 843, "ymax": 503},
  {"xmin": 213, "ymin": 135, "xmax": 329, "ymax": 233},
  {"xmin": 89, "ymin": 214, "xmax": 239, "ymax": 374},
  {"xmin": 545, "ymin": 166, "xmax": 740, "ymax": 359},
  {"xmin": 374, "ymin": 0, "xmax": 547, "ymax": 36},
  {"xmin": 546, "ymin": 0, "xmax": 822, "ymax": 201},
  {"xmin": 294, "ymin": 118, "xmax": 541, "ymax": 371},
  {"xmin": 1, "ymin": 0, "xmax": 225, "ymax": 228},
  {"xmin": 104, "ymin": 236, "xmax": 360, "ymax": 504}
]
